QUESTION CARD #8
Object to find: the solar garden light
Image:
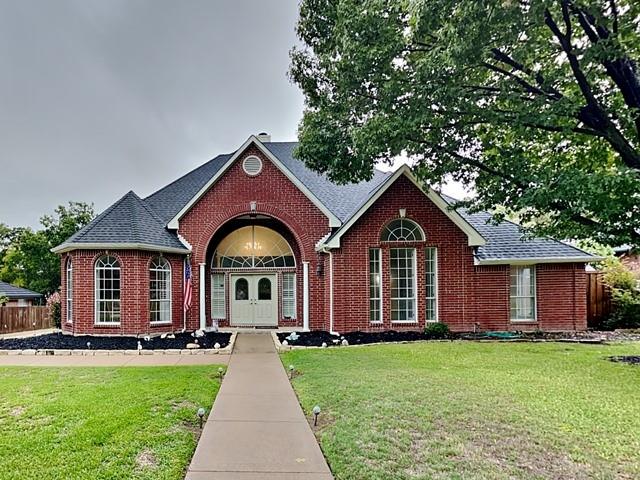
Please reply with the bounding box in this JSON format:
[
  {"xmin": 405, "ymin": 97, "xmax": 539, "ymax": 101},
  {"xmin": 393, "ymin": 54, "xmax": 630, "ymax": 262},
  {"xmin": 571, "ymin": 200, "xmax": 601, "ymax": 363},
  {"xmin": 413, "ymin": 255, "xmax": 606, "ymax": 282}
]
[
  {"xmin": 86, "ymin": 341, "xmax": 91, "ymax": 350},
  {"xmin": 197, "ymin": 407, "xmax": 206, "ymax": 429},
  {"xmin": 289, "ymin": 364, "xmax": 295, "ymax": 379},
  {"xmin": 218, "ymin": 367, "xmax": 224, "ymax": 380},
  {"xmin": 312, "ymin": 405, "xmax": 321, "ymax": 426}
]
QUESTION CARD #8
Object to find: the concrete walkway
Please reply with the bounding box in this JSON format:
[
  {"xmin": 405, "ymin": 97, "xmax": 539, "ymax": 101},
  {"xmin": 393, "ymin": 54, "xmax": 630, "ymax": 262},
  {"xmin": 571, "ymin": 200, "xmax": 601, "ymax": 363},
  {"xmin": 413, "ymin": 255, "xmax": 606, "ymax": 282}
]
[{"xmin": 186, "ymin": 333, "xmax": 333, "ymax": 479}]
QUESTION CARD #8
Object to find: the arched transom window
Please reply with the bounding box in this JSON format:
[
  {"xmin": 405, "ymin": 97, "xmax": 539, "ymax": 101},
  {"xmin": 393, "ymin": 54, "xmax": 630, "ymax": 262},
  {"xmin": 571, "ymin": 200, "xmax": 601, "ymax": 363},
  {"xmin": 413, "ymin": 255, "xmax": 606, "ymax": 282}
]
[
  {"xmin": 213, "ymin": 226, "xmax": 295, "ymax": 268},
  {"xmin": 95, "ymin": 255, "xmax": 121, "ymax": 324},
  {"xmin": 150, "ymin": 257, "xmax": 171, "ymax": 324},
  {"xmin": 381, "ymin": 219, "xmax": 425, "ymax": 242}
]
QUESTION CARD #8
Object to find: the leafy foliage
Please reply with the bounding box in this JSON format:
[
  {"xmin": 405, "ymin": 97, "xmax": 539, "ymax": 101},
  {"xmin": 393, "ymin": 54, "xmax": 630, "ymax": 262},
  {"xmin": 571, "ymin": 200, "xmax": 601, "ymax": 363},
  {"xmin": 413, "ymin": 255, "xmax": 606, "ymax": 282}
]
[
  {"xmin": 0, "ymin": 202, "xmax": 94, "ymax": 294},
  {"xmin": 424, "ymin": 321, "xmax": 451, "ymax": 339},
  {"xmin": 291, "ymin": 0, "xmax": 640, "ymax": 247},
  {"xmin": 0, "ymin": 295, "xmax": 7, "ymax": 306},
  {"xmin": 46, "ymin": 290, "xmax": 62, "ymax": 329}
]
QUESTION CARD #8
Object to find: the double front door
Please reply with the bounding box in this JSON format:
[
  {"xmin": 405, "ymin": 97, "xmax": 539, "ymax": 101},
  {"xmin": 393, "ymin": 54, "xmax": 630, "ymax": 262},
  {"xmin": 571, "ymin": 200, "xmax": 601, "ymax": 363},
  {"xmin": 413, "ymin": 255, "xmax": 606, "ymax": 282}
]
[{"xmin": 230, "ymin": 274, "xmax": 278, "ymax": 326}]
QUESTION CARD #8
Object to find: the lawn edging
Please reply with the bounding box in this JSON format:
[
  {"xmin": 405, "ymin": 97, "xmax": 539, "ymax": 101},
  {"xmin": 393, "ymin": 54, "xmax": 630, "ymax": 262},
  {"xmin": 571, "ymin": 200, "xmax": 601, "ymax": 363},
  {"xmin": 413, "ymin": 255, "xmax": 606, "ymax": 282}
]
[{"xmin": 0, "ymin": 331, "xmax": 237, "ymax": 356}]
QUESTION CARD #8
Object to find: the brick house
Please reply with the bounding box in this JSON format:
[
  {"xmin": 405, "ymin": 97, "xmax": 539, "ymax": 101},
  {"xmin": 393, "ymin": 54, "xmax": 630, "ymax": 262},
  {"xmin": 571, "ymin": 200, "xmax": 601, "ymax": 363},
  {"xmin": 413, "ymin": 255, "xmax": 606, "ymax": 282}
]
[
  {"xmin": 0, "ymin": 280, "xmax": 42, "ymax": 307},
  {"xmin": 53, "ymin": 134, "xmax": 597, "ymax": 336}
]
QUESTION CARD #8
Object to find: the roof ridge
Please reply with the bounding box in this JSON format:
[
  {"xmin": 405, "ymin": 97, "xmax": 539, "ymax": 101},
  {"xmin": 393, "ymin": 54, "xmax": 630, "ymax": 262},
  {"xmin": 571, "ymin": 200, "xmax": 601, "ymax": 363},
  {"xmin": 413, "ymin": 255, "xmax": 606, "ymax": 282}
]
[{"xmin": 69, "ymin": 190, "xmax": 137, "ymax": 243}]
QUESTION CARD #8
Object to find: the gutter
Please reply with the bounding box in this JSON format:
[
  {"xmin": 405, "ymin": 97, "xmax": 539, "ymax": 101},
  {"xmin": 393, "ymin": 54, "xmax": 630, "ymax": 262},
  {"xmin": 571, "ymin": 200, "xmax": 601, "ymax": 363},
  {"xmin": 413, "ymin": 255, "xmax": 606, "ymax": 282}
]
[{"xmin": 51, "ymin": 242, "xmax": 191, "ymax": 255}]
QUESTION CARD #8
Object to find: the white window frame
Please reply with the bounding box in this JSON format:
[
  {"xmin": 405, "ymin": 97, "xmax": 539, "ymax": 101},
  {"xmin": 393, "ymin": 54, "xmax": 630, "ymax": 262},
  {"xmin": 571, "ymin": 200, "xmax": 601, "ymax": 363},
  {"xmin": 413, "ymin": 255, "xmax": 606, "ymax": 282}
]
[
  {"xmin": 369, "ymin": 248, "xmax": 382, "ymax": 323},
  {"xmin": 94, "ymin": 255, "xmax": 121, "ymax": 325},
  {"xmin": 282, "ymin": 272, "xmax": 296, "ymax": 319},
  {"xmin": 66, "ymin": 257, "xmax": 73, "ymax": 323},
  {"xmin": 150, "ymin": 257, "xmax": 172, "ymax": 325},
  {"xmin": 381, "ymin": 218, "xmax": 425, "ymax": 242},
  {"xmin": 390, "ymin": 248, "xmax": 418, "ymax": 323},
  {"xmin": 211, "ymin": 273, "xmax": 226, "ymax": 319},
  {"xmin": 510, "ymin": 265, "xmax": 537, "ymax": 322},
  {"xmin": 425, "ymin": 247, "xmax": 438, "ymax": 322}
]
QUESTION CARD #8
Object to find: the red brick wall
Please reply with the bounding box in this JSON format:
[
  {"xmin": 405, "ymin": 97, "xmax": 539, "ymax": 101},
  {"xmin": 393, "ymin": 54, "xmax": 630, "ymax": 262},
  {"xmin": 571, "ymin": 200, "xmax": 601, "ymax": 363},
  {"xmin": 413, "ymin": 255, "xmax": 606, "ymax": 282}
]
[
  {"xmin": 177, "ymin": 144, "xmax": 331, "ymax": 331},
  {"xmin": 536, "ymin": 263, "xmax": 587, "ymax": 331},
  {"xmin": 61, "ymin": 250, "xmax": 184, "ymax": 336}
]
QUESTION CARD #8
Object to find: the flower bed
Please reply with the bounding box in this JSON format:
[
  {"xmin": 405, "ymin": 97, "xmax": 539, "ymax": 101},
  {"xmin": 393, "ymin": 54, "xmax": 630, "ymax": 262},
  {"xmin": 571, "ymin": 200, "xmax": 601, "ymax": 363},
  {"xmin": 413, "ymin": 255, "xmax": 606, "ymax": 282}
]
[{"xmin": 0, "ymin": 331, "xmax": 231, "ymax": 350}]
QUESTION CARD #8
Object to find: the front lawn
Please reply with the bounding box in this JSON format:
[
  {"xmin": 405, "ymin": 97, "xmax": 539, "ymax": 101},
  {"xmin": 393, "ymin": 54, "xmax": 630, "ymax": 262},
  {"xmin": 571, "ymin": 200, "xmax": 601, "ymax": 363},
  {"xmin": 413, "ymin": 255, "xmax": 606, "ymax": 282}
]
[
  {"xmin": 283, "ymin": 342, "xmax": 640, "ymax": 480},
  {"xmin": 0, "ymin": 366, "xmax": 222, "ymax": 480}
]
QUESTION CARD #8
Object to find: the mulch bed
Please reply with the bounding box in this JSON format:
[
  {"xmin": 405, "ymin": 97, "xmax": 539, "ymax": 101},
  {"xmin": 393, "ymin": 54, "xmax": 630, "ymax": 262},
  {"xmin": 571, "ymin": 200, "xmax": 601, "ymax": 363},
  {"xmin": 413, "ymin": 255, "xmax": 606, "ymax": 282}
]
[
  {"xmin": 608, "ymin": 356, "xmax": 640, "ymax": 365},
  {"xmin": 0, "ymin": 331, "xmax": 231, "ymax": 350},
  {"xmin": 277, "ymin": 330, "xmax": 438, "ymax": 347}
]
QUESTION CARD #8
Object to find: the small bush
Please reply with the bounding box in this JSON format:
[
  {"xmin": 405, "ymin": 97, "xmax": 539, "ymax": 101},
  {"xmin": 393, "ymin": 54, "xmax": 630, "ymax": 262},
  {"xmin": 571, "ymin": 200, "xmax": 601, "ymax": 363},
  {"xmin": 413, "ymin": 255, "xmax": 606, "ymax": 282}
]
[
  {"xmin": 424, "ymin": 322, "xmax": 450, "ymax": 339},
  {"xmin": 601, "ymin": 289, "xmax": 640, "ymax": 330},
  {"xmin": 46, "ymin": 290, "xmax": 61, "ymax": 329}
]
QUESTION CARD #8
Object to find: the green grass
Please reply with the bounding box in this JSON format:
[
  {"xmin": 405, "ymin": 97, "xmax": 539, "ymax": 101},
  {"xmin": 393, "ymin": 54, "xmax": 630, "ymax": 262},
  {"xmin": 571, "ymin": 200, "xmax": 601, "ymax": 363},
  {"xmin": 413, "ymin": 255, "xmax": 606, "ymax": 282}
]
[
  {"xmin": 0, "ymin": 366, "xmax": 223, "ymax": 480},
  {"xmin": 283, "ymin": 342, "xmax": 640, "ymax": 480}
]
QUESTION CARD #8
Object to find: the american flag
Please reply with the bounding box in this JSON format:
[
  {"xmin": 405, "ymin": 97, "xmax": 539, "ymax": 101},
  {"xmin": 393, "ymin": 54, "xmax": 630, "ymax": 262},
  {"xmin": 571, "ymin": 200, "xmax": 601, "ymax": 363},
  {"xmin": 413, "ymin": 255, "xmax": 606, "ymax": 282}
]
[{"xmin": 184, "ymin": 260, "xmax": 193, "ymax": 312}]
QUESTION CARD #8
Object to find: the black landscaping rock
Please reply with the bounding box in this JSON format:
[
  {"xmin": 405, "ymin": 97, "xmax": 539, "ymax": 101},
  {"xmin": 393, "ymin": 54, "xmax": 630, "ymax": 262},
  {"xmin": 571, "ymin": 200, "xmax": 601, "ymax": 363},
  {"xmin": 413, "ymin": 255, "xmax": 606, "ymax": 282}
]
[
  {"xmin": 608, "ymin": 355, "xmax": 640, "ymax": 365},
  {"xmin": 277, "ymin": 330, "xmax": 436, "ymax": 347},
  {"xmin": 0, "ymin": 331, "xmax": 231, "ymax": 350}
]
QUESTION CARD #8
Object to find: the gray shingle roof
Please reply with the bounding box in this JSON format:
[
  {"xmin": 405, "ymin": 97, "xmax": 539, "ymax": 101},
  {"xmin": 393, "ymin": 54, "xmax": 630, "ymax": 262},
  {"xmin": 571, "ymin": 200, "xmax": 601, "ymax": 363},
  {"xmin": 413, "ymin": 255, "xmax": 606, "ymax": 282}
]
[
  {"xmin": 55, "ymin": 138, "xmax": 598, "ymax": 262},
  {"xmin": 0, "ymin": 280, "xmax": 42, "ymax": 299},
  {"xmin": 59, "ymin": 191, "xmax": 187, "ymax": 252},
  {"xmin": 441, "ymin": 195, "xmax": 596, "ymax": 261}
]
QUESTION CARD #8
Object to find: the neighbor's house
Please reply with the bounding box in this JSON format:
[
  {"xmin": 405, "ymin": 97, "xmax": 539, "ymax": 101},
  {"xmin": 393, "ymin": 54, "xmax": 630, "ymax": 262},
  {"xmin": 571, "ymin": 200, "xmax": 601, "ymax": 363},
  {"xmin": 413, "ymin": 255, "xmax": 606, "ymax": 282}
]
[
  {"xmin": 615, "ymin": 245, "xmax": 640, "ymax": 278},
  {"xmin": 0, "ymin": 280, "xmax": 42, "ymax": 306},
  {"xmin": 53, "ymin": 134, "xmax": 598, "ymax": 336}
]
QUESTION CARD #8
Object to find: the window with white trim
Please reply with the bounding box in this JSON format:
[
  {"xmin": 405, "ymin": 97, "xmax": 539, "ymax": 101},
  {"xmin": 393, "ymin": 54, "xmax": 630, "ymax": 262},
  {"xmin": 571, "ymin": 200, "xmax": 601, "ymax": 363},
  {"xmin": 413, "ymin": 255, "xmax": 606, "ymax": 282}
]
[
  {"xmin": 381, "ymin": 219, "xmax": 425, "ymax": 242},
  {"xmin": 66, "ymin": 258, "xmax": 73, "ymax": 323},
  {"xmin": 425, "ymin": 247, "xmax": 438, "ymax": 322},
  {"xmin": 95, "ymin": 255, "xmax": 121, "ymax": 324},
  {"xmin": 211, "ymin": 273, "xmax": 226, "ymax": 319},
  {"xmin": 369, "ymin": 249, "xmax": 382, "ymax": 323},
  {"xmin": 390, "ymin": 248, "xmax": 417, "ymax": 322},
  {"xmin": 282, "ymin": 273, "xmax": 296, "ymax": 318},
  {"xmin": 510, "ymin": 265, "xmax": 536, "ymax": 321},
  {"xmin": 150, "ymin": 257, "xmax": 171, "ymax": 324}
]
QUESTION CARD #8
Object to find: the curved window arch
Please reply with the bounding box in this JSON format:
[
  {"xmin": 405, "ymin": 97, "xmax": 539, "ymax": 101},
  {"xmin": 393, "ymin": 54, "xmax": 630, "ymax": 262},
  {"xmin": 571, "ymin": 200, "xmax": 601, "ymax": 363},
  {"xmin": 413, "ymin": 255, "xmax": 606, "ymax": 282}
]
[
  {"xmin": 213, "ymin": 226, "xmax": 295, "ymax": 268},
  {"xmin": 95, "ymin": 255, "xmax": 121, "ymax": 324},
  {"xmin": 66, "ymin": 258, "xmax": 73, "ymax": 324},
  {"xmin": 380, "ymin": 219, "xmax": 425, "ymax": 242},
  {"xmin": 150, "ymin": 257, "xmax": 171, "ymax": 324}
]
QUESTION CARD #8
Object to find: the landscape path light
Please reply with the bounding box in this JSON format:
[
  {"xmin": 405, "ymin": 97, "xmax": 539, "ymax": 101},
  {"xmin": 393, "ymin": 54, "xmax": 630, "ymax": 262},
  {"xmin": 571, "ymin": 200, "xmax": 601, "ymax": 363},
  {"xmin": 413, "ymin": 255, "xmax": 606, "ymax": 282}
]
[
  {"xmin": 312, "ymin": 405, "xmax": 321, "ymax": 426},
  {"xmin": 289, "ymin": 364, "xmax": 295, "ymax": 379},
  {"xmin": 197, "ymin": 407, "xmax": 206, "ymax": 429},
  {"xmin": 218, "ymin": 367, "xmax": 224, "ymax": 380}
]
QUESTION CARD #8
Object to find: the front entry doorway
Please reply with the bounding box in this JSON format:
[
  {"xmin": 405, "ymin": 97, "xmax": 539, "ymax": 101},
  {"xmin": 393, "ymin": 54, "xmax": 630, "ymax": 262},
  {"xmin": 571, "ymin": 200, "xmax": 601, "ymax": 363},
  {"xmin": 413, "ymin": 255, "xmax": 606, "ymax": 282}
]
[{"xmin": 230, "ymin": 274, "xmax": 278, "ymax": 326}]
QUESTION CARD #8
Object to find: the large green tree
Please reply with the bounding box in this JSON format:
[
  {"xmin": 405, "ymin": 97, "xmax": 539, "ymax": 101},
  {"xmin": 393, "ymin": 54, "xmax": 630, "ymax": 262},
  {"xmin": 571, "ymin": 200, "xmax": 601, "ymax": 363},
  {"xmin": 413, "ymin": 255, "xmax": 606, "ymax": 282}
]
[
  {"xmin": 0, "ymin": 202, "xmax": 94, "ymax": 294},
  {"xmin": 291, "ymin": 0, "xmax": 640, "ymax": 246}
]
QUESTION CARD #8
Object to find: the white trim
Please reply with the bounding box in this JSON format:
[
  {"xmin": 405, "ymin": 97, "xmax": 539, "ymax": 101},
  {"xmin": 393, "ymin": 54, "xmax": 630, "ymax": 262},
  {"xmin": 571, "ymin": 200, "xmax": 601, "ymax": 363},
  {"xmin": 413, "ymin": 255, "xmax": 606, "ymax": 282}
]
[
  {"xmin": 302, "ymin": 262, "xmax": 310, "ymax": 331},
  {"xmin": 149, "ymin": 256, "xmax": 172, "ymax": 325},
  {"xmin": 509, "ymin": 265, "xmax": 537, "ymax": 322},
  {"xmin": 66, "ymin": 257, "xmax": 73, "ymax": 324},
  {"xmin": 389, "ymin": 247, "xmax": 418, "ymax": 323},
  {"xmin": 52, "ymin": 242, "xmax": 190, "ymax": 255},
  {"xmin": 425, "ymin": 247, "xmax": 438, "ymax": 323},
  {"xmin": 199, "ymin": 263, "xmax": 206, "ymax": 331},
  {"xmin": 210, "ymin": 272, "xmax": 226, "ymax": 320},
  {"xmin": 476, "ymin": 256, "xmax": 600, "ymax": 266},
  {"xmin": 242, "ymin": 155, "xmax": 263, "ymax": 176},
  {"xmin": 329, "ymin": 251, "xmax": 335, "ymax": 334},
  {"xmin": 167, "ymin": 136, "xmax": 342, "ymax": 229},
  {"xmin": 94, "ymin": 255, "xmax": 121, "ymax": 326},
  {"xmin": 369, "ymin": 248, "xmax": 382, "ymax": 324},
  {"xmin": 319, "ymin": 165, "xmax": 485, "ymax": 249}
]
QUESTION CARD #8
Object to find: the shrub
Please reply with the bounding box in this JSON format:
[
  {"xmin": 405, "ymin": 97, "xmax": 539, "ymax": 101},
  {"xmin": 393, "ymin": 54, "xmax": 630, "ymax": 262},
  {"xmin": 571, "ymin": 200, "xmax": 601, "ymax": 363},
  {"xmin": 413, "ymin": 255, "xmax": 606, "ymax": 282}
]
[
  {"xmin": 0, "ymin": 295, "xmax": 7, "ymax": 306},
  {"xmin": 46, "ymin": 290, "xmax": 61, "ymax": 329},
  {"xmin": 601, "ymin": 289, "xmax": 640, "ymax": 330},
  {"xmin": 424, "ymin": 322, "xmax": 450, "ymax": 339}
]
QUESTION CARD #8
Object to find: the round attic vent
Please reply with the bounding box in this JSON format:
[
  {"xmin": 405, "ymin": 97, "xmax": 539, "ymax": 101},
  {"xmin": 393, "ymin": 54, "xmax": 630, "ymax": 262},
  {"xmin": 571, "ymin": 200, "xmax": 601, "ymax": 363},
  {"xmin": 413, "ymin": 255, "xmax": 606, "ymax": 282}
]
[{"xmin": 242, "ymin": 155, "xmax": 263, "ymax": 176}]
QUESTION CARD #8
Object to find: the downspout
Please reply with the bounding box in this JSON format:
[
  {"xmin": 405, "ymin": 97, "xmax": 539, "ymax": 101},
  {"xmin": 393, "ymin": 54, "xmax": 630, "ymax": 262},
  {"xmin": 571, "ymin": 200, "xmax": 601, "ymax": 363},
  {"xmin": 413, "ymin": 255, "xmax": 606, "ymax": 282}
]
[{"xmin": 182, "ymin": 257, "xmax": 187, "ymax": 333}]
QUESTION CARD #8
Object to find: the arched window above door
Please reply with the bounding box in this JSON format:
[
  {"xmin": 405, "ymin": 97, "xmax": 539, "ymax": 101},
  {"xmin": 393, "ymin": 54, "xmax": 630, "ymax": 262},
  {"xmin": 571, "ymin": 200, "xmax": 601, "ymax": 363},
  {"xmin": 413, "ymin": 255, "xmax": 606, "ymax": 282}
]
[{"xmin": 213, "ymin": 226, "xmax": 295, "ymax": 268}]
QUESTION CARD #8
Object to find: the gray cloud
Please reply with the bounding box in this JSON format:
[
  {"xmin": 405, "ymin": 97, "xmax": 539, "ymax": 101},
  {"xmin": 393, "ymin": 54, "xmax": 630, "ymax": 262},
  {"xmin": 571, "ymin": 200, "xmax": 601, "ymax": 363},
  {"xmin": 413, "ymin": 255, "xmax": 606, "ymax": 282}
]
[{"xmin": 0, "ymin": 0, "xmax": 303, "ymax": 227}]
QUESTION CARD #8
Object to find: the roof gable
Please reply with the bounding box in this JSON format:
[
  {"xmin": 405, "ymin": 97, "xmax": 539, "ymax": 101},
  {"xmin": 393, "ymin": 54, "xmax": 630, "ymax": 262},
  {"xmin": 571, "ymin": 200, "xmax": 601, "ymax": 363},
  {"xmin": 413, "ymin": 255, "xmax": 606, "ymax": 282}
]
[
  {"xmin": 166, "ymin": 136, "xmax": 343, "ymax": 229},
  {"xmin": 320, "ymin": 165, "xmax": 487, "ymax": 249}
]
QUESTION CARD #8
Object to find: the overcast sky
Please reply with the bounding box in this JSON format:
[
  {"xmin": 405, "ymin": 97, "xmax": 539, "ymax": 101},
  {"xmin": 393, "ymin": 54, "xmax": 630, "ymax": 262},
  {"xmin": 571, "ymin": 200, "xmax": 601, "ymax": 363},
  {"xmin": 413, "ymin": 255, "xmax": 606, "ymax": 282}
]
[{"xmin": 0, "ymin": 0, "xmax": 466, "ymax": 229}]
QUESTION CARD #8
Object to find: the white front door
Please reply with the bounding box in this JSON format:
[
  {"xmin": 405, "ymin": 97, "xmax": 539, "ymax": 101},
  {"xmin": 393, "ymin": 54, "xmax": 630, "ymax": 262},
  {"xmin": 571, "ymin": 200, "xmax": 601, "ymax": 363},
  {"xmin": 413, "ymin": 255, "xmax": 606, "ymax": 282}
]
[{"xmin": 231, "ymin": 274, "xmax": 278, "ymax": 326}]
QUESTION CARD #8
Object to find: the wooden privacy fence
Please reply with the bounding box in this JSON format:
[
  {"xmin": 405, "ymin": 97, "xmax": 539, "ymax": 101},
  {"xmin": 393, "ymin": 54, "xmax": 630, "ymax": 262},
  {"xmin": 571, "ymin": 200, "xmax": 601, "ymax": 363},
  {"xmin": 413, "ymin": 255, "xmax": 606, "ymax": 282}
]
[
  {"xmin": 586, "ymin": 272, "xmax": 612, "ymax": 328},
  {"xmin": 0, "ymin": 306, "xmax": 52, "ymax": 334}
]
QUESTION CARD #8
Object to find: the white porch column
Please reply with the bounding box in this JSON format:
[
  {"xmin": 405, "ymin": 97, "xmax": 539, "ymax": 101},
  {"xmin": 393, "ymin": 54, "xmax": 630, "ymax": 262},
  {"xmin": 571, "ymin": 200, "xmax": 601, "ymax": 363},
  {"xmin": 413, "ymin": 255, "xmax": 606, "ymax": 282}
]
[
  {"xmin": 302, "ymin": 261, "xmax": 310, "ymax": 331},
  {"xmin": 199, "ymin": 263, "xmax": 206, "ymax": 331}
]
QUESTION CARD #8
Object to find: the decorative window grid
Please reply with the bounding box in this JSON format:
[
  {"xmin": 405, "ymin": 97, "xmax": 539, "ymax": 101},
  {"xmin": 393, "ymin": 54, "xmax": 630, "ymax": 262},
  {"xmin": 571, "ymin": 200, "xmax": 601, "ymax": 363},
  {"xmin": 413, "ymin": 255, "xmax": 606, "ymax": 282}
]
[
  {"xmin": 390, "ymin": 248, "xmax": 417, "ymax": 322},
  {"xmin": 66, "ymin": 258, "xmax": 73, "ymax": 323},
  {"xmin": 510, "ymin": 265, "xmax": 536, "ymax": 321},
  {"xmin": 425, "ymin": 247, "xmax": 438, "ymax": 322},
  {"xmin": 381, "ymin": 218, "xmax": 425, "ymax": 242},
  {"xmin": 369, "ymin": 249, "xmax": 382, "ymax": 323},
  {"xmin": 95, "ymin": 255, "xmax": 121, "ymax": 324},
  {"xmin": 150, "ymin": 257, "xmax": 171, "ymax": 324},
  {"xmin": 211, "ymin": 273, "xmax": 226, "ymax": 319},
  {"xmin": 282, "ymin": 273, "xmax": 296, "ymax": 318}
]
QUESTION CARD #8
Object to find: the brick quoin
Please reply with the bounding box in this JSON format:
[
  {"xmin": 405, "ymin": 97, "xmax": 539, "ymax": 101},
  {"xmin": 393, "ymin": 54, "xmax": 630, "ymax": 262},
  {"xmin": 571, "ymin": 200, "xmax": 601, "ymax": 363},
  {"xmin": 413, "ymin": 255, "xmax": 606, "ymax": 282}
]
[{"xmin": 60, "ymin": 143, "xmax": 587, "ymax": 335}]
